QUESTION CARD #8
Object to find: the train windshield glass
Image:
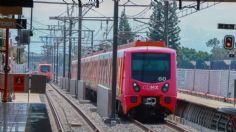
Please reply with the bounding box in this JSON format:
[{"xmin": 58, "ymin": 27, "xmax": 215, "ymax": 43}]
[
  {"xmin": 40, "ymin": 65, "xmax": 50, "ymax": 73},
  {"xmin": 132, "ymin": 53, "xmax": 170, "ymax": 83}
]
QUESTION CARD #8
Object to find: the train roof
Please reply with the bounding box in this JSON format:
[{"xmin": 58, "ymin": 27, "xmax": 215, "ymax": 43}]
[{"xmin": 72, "ymin": 41, "xmax": 176, "ymax": 63}]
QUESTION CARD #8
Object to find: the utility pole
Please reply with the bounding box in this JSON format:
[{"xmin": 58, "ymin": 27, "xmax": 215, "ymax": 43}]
[
  {"xmin": 29, "ymin": 8, "xmax": 33, "ymax": 70},
  {"xmin": 91, "ymin": 31, "xmax": 94, "ymax": 53},
  {"xmin": 56, "ymin": 38, "xmax": 59, "ymax": 83},
  {"xmin": 164, "ymin": 1, "xmax": 169, "ymax": 47},
  {"xmin": 63, "ymin": 20, "xmax": 66, "ymax": 77},
  {"xmin": 106, "ymin": 0, "xmax": 119, "ymax": 125},
  {"xmin": 68, "ymin": 20, "xmax": 72, "ymax": 80},
  {"xmin": 17, "ymin": 15, "xmax": 21, "ymax": 64},
  {"xmin": 77, "ymin": 5, "xmax": 82, "ymax": 81},
  {"xmin": 53, "ymin": 41, "xmax": 56, "ymax": 82}
]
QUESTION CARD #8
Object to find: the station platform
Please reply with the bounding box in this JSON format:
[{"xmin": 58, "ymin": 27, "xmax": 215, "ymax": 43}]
[
  {"xmin": 0, "ymin": 89, "xmax": 51, "ymax": 132},
  {"xmin": 177, "ymin": 92, "xmax": 236, "ymax": 115},
  {"xmin": 177, "ymin": 92, "xmax": 234, "ymax": 109},
  {"xmin": 0, "ymin": 103, "xmax": 52, "ymax": 132},
  {"xmin": 12, "ymin": 93, "xmax": 43, "ymax": 103}
]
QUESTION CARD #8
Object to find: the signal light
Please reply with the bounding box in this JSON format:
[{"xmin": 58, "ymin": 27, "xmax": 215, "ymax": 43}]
[{"xmin": 224, "ymin": 35, "xmax": 235, "ymax": 50}]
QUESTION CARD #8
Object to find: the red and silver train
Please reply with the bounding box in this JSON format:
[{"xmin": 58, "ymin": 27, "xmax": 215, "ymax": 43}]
[
  {"xmin": 38, "ymin": 64, "xmax": 53, "ymax": 81},
  {"xmin": 72, "ymin": 41, "xmax": 177, "ymax": 117}
]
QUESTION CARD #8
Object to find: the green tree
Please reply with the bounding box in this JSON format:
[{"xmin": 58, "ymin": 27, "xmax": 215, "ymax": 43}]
[
  {"xmin": 177, "ymin": 47, "xmax": 210, "ymax": 69},
  {"xmin": 206, "ymin": 38, "xmax": 220, "ymax": 48},
  {"xmin": 149, "ymin": 0, "xmax": 181, "ymax": 50},
  {"xmin": 118, "ymin": 9, "xmax": 135, "ymax": 45},
  {"xmin": 206, "ymin": 38, "xmax": 228, "ymax": 60}
]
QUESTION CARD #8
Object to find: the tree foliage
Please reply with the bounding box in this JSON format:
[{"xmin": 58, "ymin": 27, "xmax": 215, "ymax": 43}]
[
  {"xmin": 206, "ymin": 38, "xmax": 220, "ymax": 48},
  {"xmin": 118, "ymin": 9, "xmax": 135, "ymax": 45},
  {"xmin": 205, "ymin": 38, "xmax": 228, "ymax": 60},
  {"xmin": 149, "ymin": 0, "xmax": 181, "ymax": 50},
  {"xmin": 177, "ymin": 47, "xmax": 210, "ymax": 69}
]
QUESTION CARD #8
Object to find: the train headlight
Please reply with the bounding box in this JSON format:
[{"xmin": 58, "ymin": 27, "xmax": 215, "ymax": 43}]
[
  {"xmin": 133, "ymin": 82, "xmax": 141, "ymax": 92},
  {"xmin": 161, "ymin": 83, "xmax": 169, "ymax": 93}
]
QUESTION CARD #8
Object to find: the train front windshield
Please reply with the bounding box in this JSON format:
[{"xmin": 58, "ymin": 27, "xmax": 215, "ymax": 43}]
[
  {"xmin": 132, "ymin": 53, "xmax": 170, "ymax": 83},
  {"xmin": 40, "ymin": 65, "xmax": 50, "ymax": 73}
]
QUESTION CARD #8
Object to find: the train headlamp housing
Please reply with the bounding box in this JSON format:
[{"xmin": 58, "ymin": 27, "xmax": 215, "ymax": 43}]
[
  {"xmin": 161, "ymin": 83, "xmax": 169, "ymax": 93},
  {"xmin": 133, "ymin": 82, "xmax": 141, "ymax": 92}
]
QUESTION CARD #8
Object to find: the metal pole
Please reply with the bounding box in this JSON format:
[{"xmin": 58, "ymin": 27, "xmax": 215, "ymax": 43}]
[
  {"xmin": 91, "ymin": 31, "xmax": 94, "ymax": 54},
  {"xmin": 234, "ymin": 80, "xmax": 236, "ymax": 107},
  {"xmin": 63, "ymin": 21, "xmax": 66, "ymax": 77},
  {"xmin": 2, "ymin": 28, "xmax": 9, "ymax": 102},
  {"xmin": 68, "ymin": 20, "xmax": 72, "ymax": 80},
  {"xmin": 207, "ymin": 64, "xmax": 210, "ymax": 94},
  {"xmin": 17, "ymin": 15, "xmax": 21, "ymax": 64},
  {"xmin": 164, "ymin": 1, "xmax": 169, "ymax": 47},
  {"xmin": 179, "ymin": 0, "xmax": 182, "ymax": 9},
  {"xmin": 56, "ymin": 39, "xmax": 59, "ymax": 83},
  {"xmin": 77, "ymin": 6, "xmax": 82, "ymax": 81},
  {"xmin": 111, "ymin": 0, "xmax": 119, "ymax": 121},
  {"xmin": 28, "ymin": 8, "xmax": 33, "ymax": 70},
  {"xmin": 193, "ymin": 65, "xmax": 196, "ymax": 91},
  {"xmin": 227, "ymin": 62, "xmax": 231, "ymax": 98},
  {"xmin": 53, "ymin": 41, "xmax": 56, "ymax": 82}
]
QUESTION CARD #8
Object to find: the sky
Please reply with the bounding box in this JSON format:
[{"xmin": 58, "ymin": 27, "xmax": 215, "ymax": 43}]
[{"xmin": 17, "ymin": 0, "xmax": 236, "ymax": 54}]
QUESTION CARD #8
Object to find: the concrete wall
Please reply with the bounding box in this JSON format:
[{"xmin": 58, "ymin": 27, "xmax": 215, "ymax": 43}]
[{"xmin": 177, "ymin": 69, "xmax": 236, "ymax": 98}]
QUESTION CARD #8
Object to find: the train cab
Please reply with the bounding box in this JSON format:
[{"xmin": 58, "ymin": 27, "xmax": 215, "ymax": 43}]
[{"xmin": 38, "ymin": 64, "xmax": 53, "ymax": 81}]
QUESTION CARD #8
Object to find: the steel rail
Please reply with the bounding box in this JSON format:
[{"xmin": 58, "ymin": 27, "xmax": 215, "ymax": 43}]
[
  {"xmin": 131, "ymin": 117, "xmax": 188, "ymax": 132},
  {"xmin": 48, "ymin": 83, "xmax": 102, "ymax": 132},
  {"xmin": 165, "ymin": 119, "xmax": 188, "ymax": 132},
  {"xmin": 45, "ymin": 90, "xmax": 65, "ymax": 132},
  {"xmin": 131, "ymin": 119, "xmax": 155, "ymax": 132}
]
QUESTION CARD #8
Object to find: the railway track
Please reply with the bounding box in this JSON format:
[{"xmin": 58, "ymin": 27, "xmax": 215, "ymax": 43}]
[
  {"xmin": 131, "ymin": 117, "xmax": 188, "ymax": 132},
  {"xmin": 45, "ymin": 89, "xmax": 64, "ymax": 132},
  {"xmin": 48, "ymin": 82, "xmax": 191, "ymax": 132},
  {"xmin": 46, "ymin": 83, "xmax": 102, "ymax": 132},
  {"xmin": 165, "ymin": 119, "xmax": 188, "ymax": 132}
]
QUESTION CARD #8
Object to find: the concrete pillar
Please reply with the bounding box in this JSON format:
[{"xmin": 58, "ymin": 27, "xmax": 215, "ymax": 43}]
[
  {"xmin": 63, "ymin": 78, "xmax": 67, "ymax": 90},
  {"xmin": 70, "ymin": 79, "xmax": 76, "ymax": 96},
  {"xmin": 66, "ymin": 78, "xmax": 70, "ymax": 92},
  {"xmin": 62, "ymin": 77, "xmax": 66, "ymax": 90},
  {"xmin": 59, "ymin": 77, "xmax": 63, "ymax": 88},
  {"xmin": 77, "ymin": 80, "xmax": 86, "ymax": 100},
  {"xmin": 97, "ymin": 84, "xmax": 111, "ymax": 118}
]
